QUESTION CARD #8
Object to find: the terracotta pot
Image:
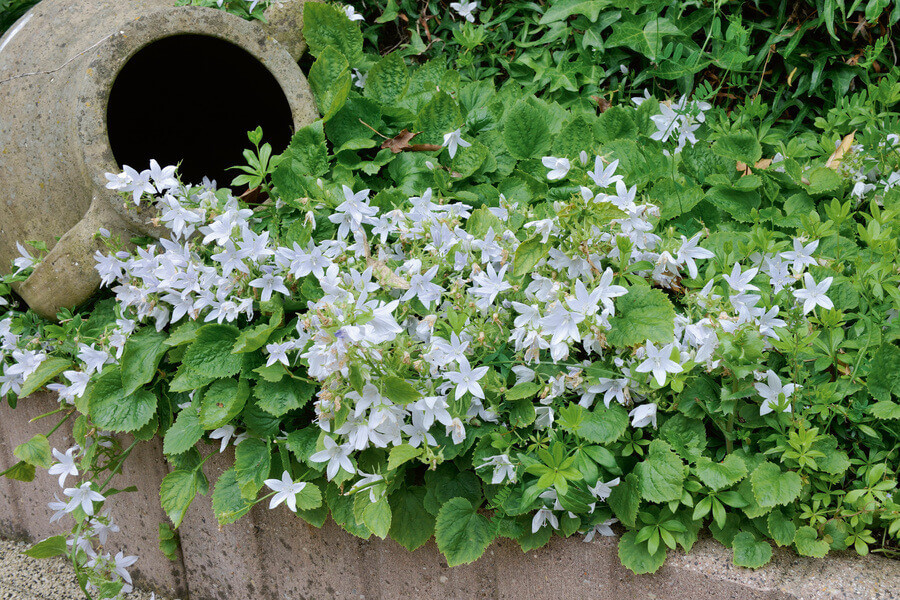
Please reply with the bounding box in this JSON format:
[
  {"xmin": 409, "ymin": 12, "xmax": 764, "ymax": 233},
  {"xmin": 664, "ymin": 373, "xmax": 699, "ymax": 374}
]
[{"xmin": 0, "ymin": 0, "xmax": 317, "ymax": 319}]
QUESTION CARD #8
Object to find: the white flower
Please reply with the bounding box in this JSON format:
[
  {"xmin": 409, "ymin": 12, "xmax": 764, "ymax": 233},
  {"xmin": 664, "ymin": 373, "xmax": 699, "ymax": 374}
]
[
  {"xmin": 780, "ymin": 238, "xmax": 819, "ymax": 273},
  {"xmin": 112, "ymin": 551, "xmax": 139, "ymax": 587},
  {"xmin": 446, "ymin": 417, "xmax": 466, "ymax": 445},
  {"xmin": 352, "ymin": 68, "xmax": 367, "ymax": 88},
  {"xmin": 265, "ymin": 341, "xmax": 294, "ymax": 367},
  {"xmin": 264, "ymin": 471, "xmax": 308, "ymax": 512},
  {"xmin": 476, "ymin": 454, "xmax": 516, "ymax": 484},
  {"xmin": 449, "ymin": 1, "xmax": 478, "ymax": 22},
  {"xmin": 63, "ymin": 483, "xmax": 105, "ymax": 516},
  {"xmin": 583, "ymin": 518, "xmax": 618, "ymax": 542},
  {"xmin": 12, "ymin": 242, "xmax": 37, "ymax": 273},
  {"xmin": 588, "ymin": 157, "xmax": 623, "ymax": 188},
  {"xmin": 541, "ymin": 156, "xmax": 571, "ymax": 181},
  {"xmin": 309, "ymin": 436, "xmax": 355, "ymax": 480},
  {"xmin": 442, "ymin": 128, "xmax": 471, "ymax": 159},
  {"xmin": 722, "ymin": 263, "xmax": 759, "ymax": 293},
  {"xmin": 48, "ymin": 447, "xmax": 79, "ymax": 488},
  {"xmin": 587, "ymin": 477, "xmax": 620, "ymax": 501},
  {"xmin": 343, "ymin": 5, "xmax": 365, "ymax": 22},
  {"xmin": 792, "ymin": 273, "xmax": 833, "ymax": 315},
  {"xmin": 628, "ymin": 403, "xmax": 657, "ymax": 428},
  {"xmin": 634, "ymin": 341, "xmax": 682, "ymax": 386},
  {"xmin": 532, "ymin": 507, "xmax": 559, "ymax": 533},
  {"xmin": 209, "ymin": 425, "xmax": 247, "ymax": 453},
  {"xmin": 443, "ymin": 356, "xmax": 489, "ymax": 400},
  {"xmin": 754, "ymin": 370, "xmax": 798, "ymax": 416},
  {"xmin": 676, "ymin": 233, "xmax": 714, "ymax": 279}
]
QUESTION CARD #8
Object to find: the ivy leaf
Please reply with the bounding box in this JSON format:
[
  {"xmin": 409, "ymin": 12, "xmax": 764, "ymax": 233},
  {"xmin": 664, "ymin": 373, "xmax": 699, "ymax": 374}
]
[
  {"xmin": 732, "ymin": 532, "xmax": 773, "ymax": 569},
  {"xmin": 89, "ymin": 367, "xmax": 157, "ymax": 433},
  {"xmin": 634, "ymin": 440, "xmax": 685, "ymax": 503},
  {"xmin": 618, "ymin": 529, "xmax": 666, "ymax": 574},
  {"xmin": 388, "ymin": 487, "xmax": 435, "ymax": 551},
  {"xmin": 161, "ymin": 469, "xmax": 201, "ymax": 529},
  {"xmin": 502, "ymin": 100, "xmax": 551, "ymax": 159},
  {"xmin": 253, "ymin": 378, "xmax": 314, "ymax": 417},
  {"xmin": 381, "ymin": 376, "xmax": 421, "ymax": 405},
  {"xmin": 18, "ymin": 357, "xmax": 71, "ymax": 398},
  {"xmin": 767, "ymin": 508, "xmax": 796, "ymax": 547},
  {"xmin": 539, "ymin": 0, "xmax": 610, "ymax": 23},
  {"xmin": 435, "ymin": 497, "xmax": 496, "ymax": 566},
  {"xmin": 23, "ymin": 535, "xmax": 67, "ymax": 559},
  {"xmin": 794, "ymin": 526, "xmax": 830, "ymax": 558},
  {"xmin": 608, "ymin": 472, "xmax": 640, "ymax": 527},
  {"xmin": 199, "ymin": 379, "xmax": 250, "ymax": 430},
  {"xmin": 365, "ymin": 52, "xmax": 409, "ymax": 105},
  {"xmin": 14, "ymin": 434, "xmax": 51, "ymax": 469},
  {"xmin": 163, "ymin": 409, "xmax": 203, "ymax": 456},
  {"xmin": 750, "ymin": 462, "xmax": 802, "ymax": 508},
  {"xmin": 303, "ymin": 2, "xmax": 364, "ymax": 64},
  {"xmin": 607, "ymin": 284, "xmax": 676, "ymax": 347},
  {"xmin": 234, "ymin": 439, "xmax": 271, "ymax": 501},
  {"xmin": 309, "ymin": 47, "xmax": 352, "ymax": 122},
  {"xmin": 695, "ymin": 454, "xmax": 748, "ymax": 491},
  {"xmin": 120, "ymin": 328, "xmax": 167, "ymax": 395}
]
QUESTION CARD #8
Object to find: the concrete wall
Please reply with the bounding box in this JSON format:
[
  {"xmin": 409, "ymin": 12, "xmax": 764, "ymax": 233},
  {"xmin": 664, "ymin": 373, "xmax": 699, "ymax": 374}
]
[{"xmin": 1, "ymin": 393, "xmax": 898, "ymax": 600}]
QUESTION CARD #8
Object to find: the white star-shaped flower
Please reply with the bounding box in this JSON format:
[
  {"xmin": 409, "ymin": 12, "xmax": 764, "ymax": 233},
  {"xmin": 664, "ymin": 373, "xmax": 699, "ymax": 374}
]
[
  {"xmin": 264, "ymin": 471, "xmax": 308, "ymax": 512},
  {"xmin": 792, "ymin": 273, "xmax": 833, "ymax": 315}
]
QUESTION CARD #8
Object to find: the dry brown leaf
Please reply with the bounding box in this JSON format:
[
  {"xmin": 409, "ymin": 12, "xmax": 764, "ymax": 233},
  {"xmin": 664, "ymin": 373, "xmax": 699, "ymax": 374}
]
[
  {"xmin": 825, "ymin": 131, "xmax": 856, "ymax": 170},
  {"xmin": 736, "ymin": 158, "xmax": 773, "ymax": 176},
  {"xmin": 591, "ymin": 95, "xmax": 611, "ymax": 113},
  {"xmin": 381, "ymin": 129, "xmax": 443, "ymax": 154}
]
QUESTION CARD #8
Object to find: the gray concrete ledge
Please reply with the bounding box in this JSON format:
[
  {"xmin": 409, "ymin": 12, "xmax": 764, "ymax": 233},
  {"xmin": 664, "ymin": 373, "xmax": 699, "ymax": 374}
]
[{"xmin": 2, "ymin": 394, "xmax": 899, "ymax": 600}]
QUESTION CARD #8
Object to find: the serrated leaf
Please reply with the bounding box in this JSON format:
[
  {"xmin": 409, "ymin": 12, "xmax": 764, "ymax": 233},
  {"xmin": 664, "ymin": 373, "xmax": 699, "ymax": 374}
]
[
  {"xmin": 165, "ymin": 321, "xmax": 201, "ymax": 347},
  {"xmin": 512, "ymin": 236, "xmax": 550, "ymax": 278},
  {"xmin": 575, "ymin": 403, "xmax": 629, "ymax": 444},
  {"xmin": 381, "ymin": 376, "xmax": 421, "ymax": 405},
  {"xmin": 234, "ymin": 438, "xmax": 271, "ymax": 500},
  {"xmin": 696, "ymin": 454, "xmax": 748, "ymax": 491},
  {"xmin": 14, "ymin": 434, "xmax": 51, "ymax": 469},
  {"xmin": 273, "ymin": 122, "xmax": 330, "ymax": 198},
  {"xmin": 253, "ymin": 377, "xmax": 314, "ymax": 417},
  {"xmin": 750, "ymin": 462, "xmax": 802, "ymax": 508},
  {"xmin": 2, "ymin": 461, "xmax": 35, "ymax": 482},
  {"xmin": 175, "ymin": 325, "xmax": 242, "ymax": 390},
  {"xmin": 158, "ymin": 523, "xmax": 179, "ymax": 561},
  {"xmin": 732, "ymin": 532, "xmax": 772, "ymax": 569},
  {"xmin": 303, "ymin": 2, "xmax": 364, "ymax": 64},
  {"xmin": 607, "ymin": 285, "xmax": 676, "ymax": 347},
  {"xmin": 163, "ymin": 409, "xmax": 203, "ymax": 456},
  {"xmin": 413, "ymin": 91, "xmax": 463, "ymax": 145},
  {"xmin": 388, "ymin": 487, "xmax": 435, "ymax": 551},
  {"xmin": 435, "ymin": 497, "xmax": 496, "ymax": 566},
  {"xmin": 712, "ymin": 132, "xmax": 762, "ymax": 164},
  {"xmin": 767, "ymin": 508, "xmax": 796, "ymax": 547},
  {"xmin": 506, "ymin": 381, "xmax": 542, "ymax": 401},
  {"xmin": 18, "ymin": 357, "xmax": 71, "ymax": 398},
  {"xmin": 868, "ymin": 344, "xmax": 900, "ymax": 402},
  {"xmin": 365, "ymin": 52, "xmax": 409, "ymax": 105},
  {"xmin": 635, "ymin": 439, "xmax": 684, "ymax": 503},
  {"xmin": 705, "ymin": 187, "xmax": 761, "ymax": 223},
  {"xmin": 23, "ymin": 535, "xmax": 67, "ymax": 559},
  {"xmin": 608, "ymin": 472, "xmax": 640, "ymax": 527},
  {"xmin": 199, "ymin": 379, "xmax": 250, "ymax": 430},
  {"xmin": 388, "ymin": 443, "xmax": 421, "ymax": 470},
  {"xmin": 618, "ymin": 529, "xmax": 666, "ymax": 574},
  {"xmin": 121, "ymin": 328, "xmax": 167, "ymax": 395},
  {"xmin": 294, "ymin": 483, "xmax": 323, "ymax": 511},
  {"xmin": 794, "ymin": 526, "xmax": 830, "ymax": 558},
  {"xmin": 89, "ymin": 367, "xmax": 157, "ymax": 433},
  {"xmin": 871, "ymin": 400, "xmax": 900, "ymax": 419},
  {"xmin": 502, "ymin": 100, "xmax": 551, "ymax": 159},
  {"xmin": 161, "ymin": 469, "xmax": 200, "ymax": 529}
]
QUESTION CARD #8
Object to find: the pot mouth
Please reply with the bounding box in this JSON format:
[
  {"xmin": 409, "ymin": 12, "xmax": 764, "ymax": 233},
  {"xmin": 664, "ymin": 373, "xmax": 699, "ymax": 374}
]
[{"xmin": 106, "ymin": 33, "xmax": 294, "ymax": 188}]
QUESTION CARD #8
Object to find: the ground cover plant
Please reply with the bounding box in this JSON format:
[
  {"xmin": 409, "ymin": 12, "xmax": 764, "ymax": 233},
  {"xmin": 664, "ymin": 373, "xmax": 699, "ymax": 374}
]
[{"xmin": 1, "ymin": 1, "xmax": 900, "ymax": 597}]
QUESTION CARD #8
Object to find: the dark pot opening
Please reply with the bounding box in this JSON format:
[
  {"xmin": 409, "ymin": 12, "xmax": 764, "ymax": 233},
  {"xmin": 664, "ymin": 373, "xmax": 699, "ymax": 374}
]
[{"xmin": 107, "ymin": 33, "xmax": 294, "ymax": 188}]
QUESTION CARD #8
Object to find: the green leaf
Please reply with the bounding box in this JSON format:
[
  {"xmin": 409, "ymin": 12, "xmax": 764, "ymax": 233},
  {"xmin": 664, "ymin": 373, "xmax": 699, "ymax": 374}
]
[
  {"xmin": 502, "ymin": 100, "xmax": 551, "ymax": 159},
  {"xmin": 308, "ymin": 46, "xmax": 352, "ymax": 123},
  {"xmin": 388, "ymin": 487, "xmax": 435, "ymax": 551},
  {"xmin": 365, "ymin": 52, "xmax": 409, "ymax": 105},
  {"xmin": 233, "ymin": 320, "xmax": 280, "ymax": 355},
  {"xmin": 253, "ymin": 377, "xmax": 314, "ymax": 417},
  {"xmin": 868, "ymin": 343, "xmax": 900, "ymax": 401},
  {"xmin": 634, "ymin": 440, "xmax": 684, "ymax": 503},
  {"xmin": 508, "ymin": 399, "xmax": 536, "ymax": 428},
  {"xmin": 293, "ymin": 483, "xmax": 323, "ymax": 511},
  {"xmin": 594, "ymin": 106, "xmax": 637, "ymax": 144},
  {"xmin": 750, "ymin": 462, "xmax": 802, "ymax": 508},
  {"xmin": 607, "ymin": 285, "xmax": 676, "ymax": 346},
  {"xmin": 712, "ymin": 132, "xmax": 762, "ymax": 164},
  {"xmin": 2, "ymin": 461, "xmax": 35, "ymax": 482},
  {"xmin": 22, "ymin": 535, "xmax": 67, "ymax": 559},
  {"xmin": 158, "ymin": 523, "xmax": 179, "ymax": 562},
  {"xmin": 704, "ymin": 187, "xmax": 761, "ymax": 223},
  {"xmin": 732, "ymin": 532, "xmax": 773, "ymax": 569},
  {"xmin": 871, "ymin": 400, "xmax": 900, "ymax": 419},
  {"xmin": 435, "ymin": 497, "xmax": 496, "ymax": 566},
  {"xmin": 282, "ymin": 121, "xmax": 330, "ymax": 182},
  {"xmin": 199, "ymin": 378, "xmax": 250, "ymax": 430},
  {"xmin": 794, "ymin": 526, "xmax": 830, "ymax": 558},
  {"xmin": 574, "ymin": 403, "xmax": 629, "ymax": 443},
  {"xmin": 173, "ymin": 325, "xmax": 242, "ymax": 391},
  {"xmin": 303, "ymin": 2, "xmax": 364, "ymax": 64},
  {"xmin": 388, "ymin": 443, "xmax": 421, "ymax": 470},
  {"xmin": 413, "ymin": 91, "xmax": 463, "ymax": 145},
  {"xmin": 660, "ymin": 414, "xmax": 707, "ymax": 462},
  {"xmin": 121, "ymin": 328, "xmax": 167, "ymax": 395},
  {"xmin": 381, "ymin": 376, "xmax": 421, "ymax": 405},
  {"xmin": 18, "ymin": 357, "xmax": 71, "ymax": 398},
  {"xmin": 539, "ymin": 0, "xmax": 610, "ymax": 23},
  {"xmin": 506, "ymin": 381, "xmax": 542, "ymax": 401},
  {"xmin": 234, "ymin": 438, "xmax": 271, "ymax": 500},
  {"xmin": 806, "ymin": 167, "xmax": 843, "ymax": 196},
  {"xmin": 618, "ymin": 529, "xmax": 666, "ymax": 574},
  {"xmin": 608, "ymin": 472, "xmax": 640, "ymax": 527},
  {"xmin": 165, "ymin": 321, "xmax": 201, "ymax": 347},
  {"xmin": 696, "ymin": 454, "xmax": 748, "ymax": 491},
  {"xmin": 512, "ymin": 236, "xmax": 550, "ymax": 278},
  {"xmin": 359, "ymin": 496, "xmax": 392, "ymax": 539},
  {"xmin": 767, "ymin": 508, "xmax": 796, "ymax": 547},
  {"xmin": 212, "ymin": 468, "xmax": 255, "ymax": 526},
  {"xmin": 163, "ymin": 409, "xmax": 203, "ymax": 456},
  {"xmin": 89, "ymin": 367, "xmax": 157, "ymax": 433},
  {"xmin": 161, "ymin": 469, "xmax": 201, "ymax": 529},
  {"xmin": 14, "ymin": 434, "xmax": 51, "ymax": 469}
]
